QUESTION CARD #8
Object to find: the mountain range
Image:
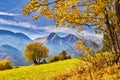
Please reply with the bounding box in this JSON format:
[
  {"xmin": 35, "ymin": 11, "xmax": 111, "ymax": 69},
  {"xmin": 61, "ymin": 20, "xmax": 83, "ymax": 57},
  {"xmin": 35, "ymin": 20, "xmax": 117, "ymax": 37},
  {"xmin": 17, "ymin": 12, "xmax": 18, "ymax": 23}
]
[
  {"xmin": 36, "ymin": 32, "xmax": 99, "ymax": 56},
  {"xmin": 0, "ymin": 30, "xmax": 100, "ymax": 65}
]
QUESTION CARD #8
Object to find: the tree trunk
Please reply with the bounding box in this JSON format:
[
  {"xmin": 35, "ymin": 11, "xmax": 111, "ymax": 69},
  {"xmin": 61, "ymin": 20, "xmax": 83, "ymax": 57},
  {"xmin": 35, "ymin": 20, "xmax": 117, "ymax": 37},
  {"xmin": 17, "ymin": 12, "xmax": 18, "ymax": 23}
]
[
  {"xmin": 115, "ymin": 0, "xmax": 120, "ymax": 26},
  {"xmin": 103, "ymin": 4, "xmax": 120, "ymax": 63},
  {"xmin": 34, "ymin": 59, "xmax": 38, "ymax": 64},
  {"xmin": 105, "ymin": 12, "xmax": 117, "ymax": 54},
  {"xmin": 115, "ymin": 0, "xmax": 120, "ymax": 53}
]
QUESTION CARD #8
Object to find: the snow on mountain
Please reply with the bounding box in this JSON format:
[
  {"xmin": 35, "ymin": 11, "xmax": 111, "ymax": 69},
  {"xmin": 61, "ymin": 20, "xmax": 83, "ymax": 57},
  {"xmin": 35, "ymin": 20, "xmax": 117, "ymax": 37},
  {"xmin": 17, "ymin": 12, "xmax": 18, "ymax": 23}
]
[{"xmin": 35, "ymin": 36, "xmax": 48, "ymax": 43}]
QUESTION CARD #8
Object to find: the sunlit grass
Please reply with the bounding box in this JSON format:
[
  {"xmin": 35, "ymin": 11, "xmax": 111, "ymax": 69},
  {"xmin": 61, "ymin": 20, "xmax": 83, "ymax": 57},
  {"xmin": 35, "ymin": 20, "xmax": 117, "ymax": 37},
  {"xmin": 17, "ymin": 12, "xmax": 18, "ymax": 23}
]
[{"xmin": 0, "ymin": 58, "xmax": 80, "ymax": 80}]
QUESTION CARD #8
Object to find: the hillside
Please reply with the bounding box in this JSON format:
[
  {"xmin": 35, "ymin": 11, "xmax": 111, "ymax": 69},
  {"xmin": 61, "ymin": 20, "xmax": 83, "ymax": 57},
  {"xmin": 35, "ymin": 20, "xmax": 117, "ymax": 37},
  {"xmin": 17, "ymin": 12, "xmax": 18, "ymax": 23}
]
[
  {"xmin": 0, "ymin": 58, "xmax": 80, "ymax": 80},
  {"xmin": 0, "ymin": 45, "xmax": 27, "ymax": 65}
]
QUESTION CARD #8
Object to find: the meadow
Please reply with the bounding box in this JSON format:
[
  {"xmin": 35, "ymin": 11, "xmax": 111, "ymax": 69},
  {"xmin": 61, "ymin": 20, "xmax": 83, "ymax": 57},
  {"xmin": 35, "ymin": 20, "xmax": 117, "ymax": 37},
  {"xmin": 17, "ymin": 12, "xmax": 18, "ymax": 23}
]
[{"xmin": 0, "ymin": 58, "xmax": 80, "ymax": 80}]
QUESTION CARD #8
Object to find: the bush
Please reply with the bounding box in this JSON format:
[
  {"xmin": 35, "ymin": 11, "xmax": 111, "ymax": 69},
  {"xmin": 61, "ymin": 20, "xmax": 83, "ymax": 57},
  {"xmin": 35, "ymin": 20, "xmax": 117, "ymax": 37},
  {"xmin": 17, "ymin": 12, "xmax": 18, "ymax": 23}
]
[
  {"xmin": 59, "ymin": 50, "xmax": 71, "ymax": 60},
  {"xmin": 82, "ymin": 52, "xmax": 116, "ymax": 70},
  {"xmin": 65, "ymin": 55, "xmax": 71, "ymax": 59},
  {"xmin": 0, "ymin": 60, "xmax": 12, "ymax": 70},
  {"xmin": 49, "ymin": 55, "xmax": 59, "ymax": 62},
  {"xmin": 49, "ymin": 51, "xmax": 71, "ymax": 63},
  {"xmin": 14, "ymin": 66, "xmax": 20, "ymax": 68}
]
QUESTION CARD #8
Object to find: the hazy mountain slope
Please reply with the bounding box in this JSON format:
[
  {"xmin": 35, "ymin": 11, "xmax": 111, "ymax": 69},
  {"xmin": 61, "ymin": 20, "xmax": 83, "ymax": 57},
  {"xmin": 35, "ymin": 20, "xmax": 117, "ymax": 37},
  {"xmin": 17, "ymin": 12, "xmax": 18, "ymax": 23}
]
[
  {"xmin": 0, "ymin": 45, "xmax": 27, "ymax": 65},
  {"xmin": 0, "ymin": 30, "xmax": 32, "ymax": 51}
]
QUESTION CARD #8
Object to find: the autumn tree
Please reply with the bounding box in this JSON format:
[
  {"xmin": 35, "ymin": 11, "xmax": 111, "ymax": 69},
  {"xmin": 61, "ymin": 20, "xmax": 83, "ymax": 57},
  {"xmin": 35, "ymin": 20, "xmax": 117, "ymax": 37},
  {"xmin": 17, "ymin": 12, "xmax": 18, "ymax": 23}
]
[
  {"xmin": 22, "ymin": 0, "xmax": 120, "ymax": 55},
  {"xmin": 24, "ymin": 42, "xmax": 49, "ymax": 64}
]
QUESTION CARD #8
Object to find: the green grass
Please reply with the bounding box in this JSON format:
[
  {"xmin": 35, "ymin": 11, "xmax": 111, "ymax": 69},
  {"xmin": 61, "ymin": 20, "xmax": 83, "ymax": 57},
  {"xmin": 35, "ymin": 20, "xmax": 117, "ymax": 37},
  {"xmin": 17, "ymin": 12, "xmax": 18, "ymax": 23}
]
[{"xmin": 0, "ymin": 58, "xmax": 80, "ymax": 80}]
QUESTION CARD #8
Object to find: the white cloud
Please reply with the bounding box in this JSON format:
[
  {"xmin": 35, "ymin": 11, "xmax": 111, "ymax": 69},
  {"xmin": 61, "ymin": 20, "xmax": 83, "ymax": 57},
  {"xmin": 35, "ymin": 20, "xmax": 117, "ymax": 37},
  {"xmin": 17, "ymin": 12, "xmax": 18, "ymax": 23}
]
[
  {"xmin": 0, "ymin": 12, "xmax": 20, "ymax": 16},
  {"xmin": 0, "ymin": 18, "xmax": 103, "ymax": 42},
  {"xmin": 0, "ymin": 18, "xmax": 37, "ymax": 28},
  {"xmin": 43, "ymin": 26, "xmax": 102, "ymax": 38},
  {"xmin": 77, "ymin": 30, "xmax": 103, "ymax": 44},
  {"xmin": 78, "ymin": 30, "xmax": 103, "ymax": 39},
  {"xmin": 43, "ymin": 25, "xmax": 103, "ymax": 43},
  {"xmin": 43, "ymin": 26, "xmax": 77, "ymax": 34}
]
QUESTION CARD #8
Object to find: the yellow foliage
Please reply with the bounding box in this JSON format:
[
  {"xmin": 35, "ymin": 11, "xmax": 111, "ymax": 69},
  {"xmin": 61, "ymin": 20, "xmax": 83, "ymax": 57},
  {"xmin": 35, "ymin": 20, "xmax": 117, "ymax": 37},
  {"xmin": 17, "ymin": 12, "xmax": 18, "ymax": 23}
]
[
  {"xmin": 22, "ymin": 1, "xmax": 120, "ymax": 53},
  {"xmin": 0, "ymin": 60, "xmax": 12, "ymax": 70},
  {"xmin": 75, "ymin": 39, "xmax": 92, "ymax": 55},
  {"xmin": 32, "ymin": 15, "xmax": 39, "ymax": 20},
  {"xmin": 24, "ymin": 42, "xmax": 49, "ymax": 62}
]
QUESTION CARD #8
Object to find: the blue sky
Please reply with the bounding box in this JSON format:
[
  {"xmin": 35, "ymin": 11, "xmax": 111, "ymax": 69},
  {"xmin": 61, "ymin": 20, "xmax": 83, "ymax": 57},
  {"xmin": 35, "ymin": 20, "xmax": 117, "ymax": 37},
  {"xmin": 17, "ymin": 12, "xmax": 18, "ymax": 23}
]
[
  {"xmin": 0, "ymin": 0, "xmax": 54, "ymax": 25},
  {"xmin": 0, "ymin": 0, "xmax": 103, "ymax": 43}
]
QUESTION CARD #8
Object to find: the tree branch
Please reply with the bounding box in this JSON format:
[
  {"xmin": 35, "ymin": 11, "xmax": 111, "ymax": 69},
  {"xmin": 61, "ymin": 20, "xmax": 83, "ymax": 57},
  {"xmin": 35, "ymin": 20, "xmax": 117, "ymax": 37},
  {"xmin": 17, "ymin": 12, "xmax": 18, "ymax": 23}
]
[{"xmin": 39, "ymin": 0, "xmax": 60, "ymax": 6}]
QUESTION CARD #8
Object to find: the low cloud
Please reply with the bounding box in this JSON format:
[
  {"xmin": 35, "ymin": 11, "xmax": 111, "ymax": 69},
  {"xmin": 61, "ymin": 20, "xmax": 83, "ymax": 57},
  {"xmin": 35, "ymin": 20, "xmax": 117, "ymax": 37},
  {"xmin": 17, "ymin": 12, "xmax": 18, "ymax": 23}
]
[
  {"xmin": 0, "ymin": 12, "xmax": 20, "ymax": 16},
  {"xmin": 0, "ymin": 18, "xmax": 103, "ymax": 42},
  {"xmin": 0, "ymin": 18, "xmax": 37, "ymax": 28},
  {"xmin": 43, "ymin": 26, "xmax": 102, "ymax": 37},
  {"xmin": 43, "ymin": 26, "xmax": 103, "ymax": 43},
  {"xmin": 43, "ymin": 26, "xmax": 77, "ymax": 34}
]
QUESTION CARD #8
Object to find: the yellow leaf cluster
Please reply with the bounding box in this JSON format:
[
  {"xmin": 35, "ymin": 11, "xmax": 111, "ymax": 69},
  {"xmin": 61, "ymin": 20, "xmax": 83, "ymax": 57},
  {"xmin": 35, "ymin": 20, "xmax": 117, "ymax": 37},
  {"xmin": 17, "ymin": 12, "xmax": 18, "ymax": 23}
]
[{"xmin": 24, "ymin": 42, "xmax": 49, "ymax": 62}]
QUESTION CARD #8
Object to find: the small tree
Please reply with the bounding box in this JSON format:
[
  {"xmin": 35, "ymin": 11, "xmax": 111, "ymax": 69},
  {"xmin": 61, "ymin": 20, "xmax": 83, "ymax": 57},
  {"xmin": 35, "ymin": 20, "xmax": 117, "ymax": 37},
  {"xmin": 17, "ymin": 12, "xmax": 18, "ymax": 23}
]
[
  {"xmin": 24, "ymin": 42, "xmax": 49, "ymax": 64},
  {"xmin": 59, "ymin": 50, "xmax": 71, "ymax": 60},
  {"xmin": 0, "ymin": 60, "xmax": 12, "ymax": 70}
]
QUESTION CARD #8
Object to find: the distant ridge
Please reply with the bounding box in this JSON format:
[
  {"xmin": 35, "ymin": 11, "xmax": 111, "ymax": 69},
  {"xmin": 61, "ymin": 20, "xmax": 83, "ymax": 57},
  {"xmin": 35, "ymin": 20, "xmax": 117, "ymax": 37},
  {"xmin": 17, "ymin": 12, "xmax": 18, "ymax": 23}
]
[
  {"xmin": 0, "ymin": 29, "xmax": 32, "ymax": 51},
  {"xmin": 0, "ymin": 29, "xmax": 31, "ymax": 40},
  {"xmin": 0, "ymin": 45, "xmax": 27, "ymax": 65}
]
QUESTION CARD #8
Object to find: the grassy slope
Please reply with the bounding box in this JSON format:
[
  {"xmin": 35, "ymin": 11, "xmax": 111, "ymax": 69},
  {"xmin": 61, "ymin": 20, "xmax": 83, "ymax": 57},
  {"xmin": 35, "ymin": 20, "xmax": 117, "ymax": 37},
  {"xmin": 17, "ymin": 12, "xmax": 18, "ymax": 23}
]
[{"xmin": 0, "ymin": 58, "xmax": 80, "ymax": 80}]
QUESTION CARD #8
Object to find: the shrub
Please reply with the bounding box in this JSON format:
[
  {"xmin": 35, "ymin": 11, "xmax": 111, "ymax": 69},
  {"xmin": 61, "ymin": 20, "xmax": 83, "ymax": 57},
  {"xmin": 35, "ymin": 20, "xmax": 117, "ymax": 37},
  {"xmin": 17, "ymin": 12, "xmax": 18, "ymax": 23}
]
[
  {"xmin": 0, "ymin": 60, "xmax": 12, "ymax": 70},
  {"xmin": 49, "ymin": 51, "xmax": 71, "ymax": 63},
  {"xmin": 49, "ymin": 55, "xmax": 59, "ymax": 62},
  {"xmin": 53, "ymin": 52, "xmax": 119, "ymax": 80},
  {"xmin": 59, "ymin": 50, "xmax": 71, "ymax": 60},
  {"xmin": 82, "ymin": 52, "xmax": 116, "ymax": 70},
  {"xmin": 14, "ymin": 66, "xmax": 20, "ymax": 68},
  {"xmin": 65, "ymin": 55, "xmax": 71, "ymax": 59}
]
